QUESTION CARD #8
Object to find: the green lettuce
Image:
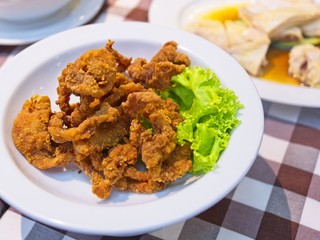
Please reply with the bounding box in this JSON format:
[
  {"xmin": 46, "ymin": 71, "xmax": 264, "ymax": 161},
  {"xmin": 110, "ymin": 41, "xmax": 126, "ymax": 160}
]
[{"xmin": 162, "ymin": 66, "xmax": 243, "ymax": 175}]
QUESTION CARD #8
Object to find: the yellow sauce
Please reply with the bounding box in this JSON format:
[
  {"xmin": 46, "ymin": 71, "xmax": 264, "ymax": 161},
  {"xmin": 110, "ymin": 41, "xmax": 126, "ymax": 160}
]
[
  {"xmin": 264, "ymin": 49, "xmax": 299, "ymax": 85},
  {"xmin": 200, "ymin": 5, "xmax": 242, "ymax": 22},
  {"xmin": 200, "ymin": 5, "xmax": 300, "ymax": 86}
]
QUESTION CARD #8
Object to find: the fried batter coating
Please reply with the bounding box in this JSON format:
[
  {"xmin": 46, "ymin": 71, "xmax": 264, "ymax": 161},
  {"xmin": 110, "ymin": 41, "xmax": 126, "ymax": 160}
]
[
  {"xmin": 113, "ymin": 145, "xmax": 192, "ymax": 194},
  {"xmin": 123, "ymin": 91, "xmax": 181, "ymax": 118},
  {"xmin": 103, "ymin": 144, "xmax": 138, "ymax": 184},
  {"xmin": 73, "ymin": 114, "xmax": 130, "ymax": 171},
  {"xmin": 56, "ymin": 40, "xmax": 131, "ymax": 114},
  {"xmin": 161, "ymin": 144, "xmax": 193, "ymax": 182},
  {"xmin": 56, "ymin": 48, "xmax": 117, "ymax": 113},
  {"xmin": 105, "ymin": 81, "xmax": 146, "ymax": 107},
  {"xmin": 121, "ymin": 144, "xmax": 192, "ymax": 183},
  {"xmin": 128, "ymin": 119, "xmax": 152, "ymax": 149},
  {"xmin": 75, "ymin": 144, "xmax": 139, "ymax": 199},
  {"xmin": 68, "ymin": 95, "xmax": 97, "ymax": 127},
  {"xmin": 127, "ymin": 41, "xmax": 191, "ymax": 90},
  {"xmin": 60, "ymin": 58, "xmax": 115, "ymax": 97},
  {"xmin": 115, "ymin": 178, "xmax": 168, "ymax": 194},
  {"xmin": 12, "ymin": 95, "xmax": 75, "ymax": 169},
  {"xmin": 122, "ymin": 91, "xmax": 183, "ymax": 180},
  {"xmin": 105, "ymin": 40, "xmax": 132, "ymax": 72},
  {"xmin": 48, "ymin": 102, "xmax": 120, "ymax": 143},
  {"xmin": 12, "ymin": 40, "xmax": 194, "ymax": 200},
  {"xmin": 74, "ymin": 156, "xmax": 113, "ymax": 199},
  {"xmin": 151, "ymin": 41, "xmax": 191, "ymax": 65}
]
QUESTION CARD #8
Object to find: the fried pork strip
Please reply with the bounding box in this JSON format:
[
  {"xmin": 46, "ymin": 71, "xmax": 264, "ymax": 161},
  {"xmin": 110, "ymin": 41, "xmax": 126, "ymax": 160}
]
[
  {"xmin": 127, "ymin": 41, "xmax": 191, "ymax": 90},
  {"xmin": 12, "ymin": 95, "xmax": 75, "ymax": 169}
]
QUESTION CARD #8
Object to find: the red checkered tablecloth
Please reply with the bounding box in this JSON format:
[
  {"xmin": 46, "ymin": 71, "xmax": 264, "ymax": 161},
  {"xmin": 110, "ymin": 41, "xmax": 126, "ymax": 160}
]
[{"xmin": 0, "ymin": 1, "xmax": 319, "ymax": 239}]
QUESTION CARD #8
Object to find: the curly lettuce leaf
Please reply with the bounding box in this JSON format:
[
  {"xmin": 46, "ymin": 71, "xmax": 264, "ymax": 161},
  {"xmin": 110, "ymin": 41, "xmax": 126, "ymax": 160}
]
[{"xmin": 162, "ymin": 66, "xmax": 243, "ymax": 175}]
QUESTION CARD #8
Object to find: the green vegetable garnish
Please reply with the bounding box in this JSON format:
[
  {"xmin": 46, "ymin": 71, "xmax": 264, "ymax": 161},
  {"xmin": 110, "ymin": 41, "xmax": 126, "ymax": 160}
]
[
  {"xmin": 162, "ymin": 66, "xmax": 243, "ymax": 175},
  {"xmin": 271, "ymin": 37, "xmax": 320, "ymax": 51},
  {"xmin": 140, "ymin": 116, "xmax": 153, "ymax": 133}
]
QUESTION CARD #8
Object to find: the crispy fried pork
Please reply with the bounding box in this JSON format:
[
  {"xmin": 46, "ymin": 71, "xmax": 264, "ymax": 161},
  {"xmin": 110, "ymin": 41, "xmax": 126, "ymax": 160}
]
[{"xmin": 12, "ymin": 40, "xmax": 193, "ymax": 200}]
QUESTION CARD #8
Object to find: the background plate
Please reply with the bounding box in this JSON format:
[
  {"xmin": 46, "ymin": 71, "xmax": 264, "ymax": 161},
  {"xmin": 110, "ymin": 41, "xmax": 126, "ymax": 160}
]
[{"xmin": 149, "ymin": 0, "xmax": 320, "ymax": 108}]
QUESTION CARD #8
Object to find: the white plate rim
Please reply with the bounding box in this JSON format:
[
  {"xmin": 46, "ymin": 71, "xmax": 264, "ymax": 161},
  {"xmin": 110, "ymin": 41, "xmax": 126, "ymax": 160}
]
[
  {"xmin": 149, "ymin": 0, "xmax": 320, "ymax": 108},
  {"xmin": 0, "ymin": 0, "xmax": 104, "ymax": 45},
  {"xmin": 0, "ymin": 22, "xmax": 264, "ymax": 236}
]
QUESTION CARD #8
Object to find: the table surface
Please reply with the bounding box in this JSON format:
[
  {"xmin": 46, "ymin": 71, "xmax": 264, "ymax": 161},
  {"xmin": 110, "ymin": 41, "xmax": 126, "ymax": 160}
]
[{"xmin": 1, "ymin": 1, "xmax": 320, "ymax": 239}]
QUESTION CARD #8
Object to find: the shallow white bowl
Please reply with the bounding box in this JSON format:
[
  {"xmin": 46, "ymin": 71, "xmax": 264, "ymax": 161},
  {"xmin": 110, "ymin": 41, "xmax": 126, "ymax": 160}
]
[
  {"xmin": 0, "ymin": 22, "xmax": 264, "ymax": 236},
  {"xmin": 0, "ymin": 0, "xmax": 70, "ymax": 22}
]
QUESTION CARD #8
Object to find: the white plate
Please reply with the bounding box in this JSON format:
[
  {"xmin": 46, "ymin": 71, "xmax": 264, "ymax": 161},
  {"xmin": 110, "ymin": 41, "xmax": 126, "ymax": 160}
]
[
  {"xmin": 0, "ymin": 22, "xmax": 263, "ymax": 236},
  {"xmin": 149, "ymin": 0, "xmax": 320, "ymax": 108},
  {"xmin": 0, "ymin": 0, "xmax": 104, "ymax": 45}
]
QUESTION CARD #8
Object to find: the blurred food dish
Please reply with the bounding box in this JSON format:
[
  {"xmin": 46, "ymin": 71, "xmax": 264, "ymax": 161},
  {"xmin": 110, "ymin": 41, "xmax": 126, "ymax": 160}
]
[{"xmin": 149, "ymin": 0, "xmax": 320, "ymax": 107}]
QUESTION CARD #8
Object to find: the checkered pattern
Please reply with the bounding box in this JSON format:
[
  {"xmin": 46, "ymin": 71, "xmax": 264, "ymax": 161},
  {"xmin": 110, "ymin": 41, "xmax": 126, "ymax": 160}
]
[{"xmin": 1, "ymin": 0, "xmax": 320, "ymax": 239}]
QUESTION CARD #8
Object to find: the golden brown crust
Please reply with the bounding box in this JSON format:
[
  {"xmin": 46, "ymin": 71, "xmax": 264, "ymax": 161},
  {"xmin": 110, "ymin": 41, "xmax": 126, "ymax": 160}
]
[{"xmin": 11, "ymin": 40, "xmax": 193, "ymax": 199}]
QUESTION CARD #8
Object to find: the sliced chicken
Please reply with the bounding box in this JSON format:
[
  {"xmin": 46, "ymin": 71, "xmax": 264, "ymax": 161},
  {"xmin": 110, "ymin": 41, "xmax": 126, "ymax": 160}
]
[
  {"xmin": 239, "ymin": 0, "xmax": 320, "ymax": 40},
  {"xmin": 288, "ymin": 44, "xmax": 320, "ymax": 88},
  {"xmin": 224, "ymin": 20, "xmax": 271, "ymax": 76},
  {"xmin": 273, "ymin": 26, "xmax": 303, "ymax": 41},
  {"xmin": 301, "ymin": 18, "xmax": 320, "ymax": 37},
  {"xmin": 185, "ymin": 19, "xmax": 229, "ymax": 50}
]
